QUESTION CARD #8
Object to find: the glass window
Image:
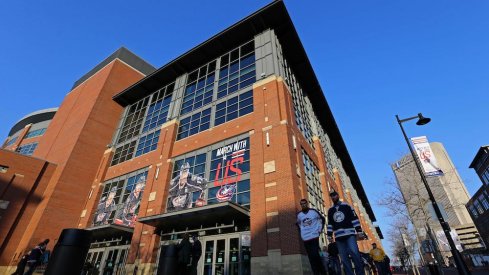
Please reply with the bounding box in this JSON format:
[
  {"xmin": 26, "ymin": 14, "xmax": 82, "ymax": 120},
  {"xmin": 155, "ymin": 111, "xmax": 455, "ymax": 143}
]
[
  {"xmin": 217, "ymin": 41, "xmax": 255, "ymax": 99},
  {"xmin": 214, "ymin": 90, "xmax": 253, "ymax": 127},
  {"xmin": 111, "ymin": 82, "xmax": 175, "ymax": 166},
  {"xmin": 180, "ymin": 61, "xmax": 216, "ymax": 115},
  {"xmin": 177, "ymin": 108, "xmax": 211, "ymax": 140},
  {"xmin": 116, "ymin": 97, "xmax": 149, "ymax": 144},
  {"xmin": 478, "ymin": 194, "xmax": 489, "ymax": 210},
  {"xmin": 16, "ymin": 142, "xmax": 38, "ymax": 156},
  {"xmin": 111, "ymin": 141, "xmax": 137, "ymax": 166},
  {"xmin": 135, "ymin": 130, "xmax": 161, "ymax": 157},
  {"xmin": 5, "ymin": 136, "xmax": 18, "ymax": 147},
  {"xmin": 474, "ymin": 200, "xmax": 484, "ymax": 214},
  {"xmin": 25, "ymin": 128, "xmax": 47, "ymax": 139},
  {"xmin": 482, "ymin": 168, "xmax": 489, "ymax": 185},
  {"xmin": 281, "ymin": 58, "xmax": 314, "ymax": 148},
  {"xmin": 302, "ymin": 150, "xmax": 325, "ymax": 217},
  {"xmin": 469, "ymin": 205, "xmax": 478, "ymax": 218},
  {"xmin": 142, "ymin": 84, "xmax": 173, "ymax": 133}
]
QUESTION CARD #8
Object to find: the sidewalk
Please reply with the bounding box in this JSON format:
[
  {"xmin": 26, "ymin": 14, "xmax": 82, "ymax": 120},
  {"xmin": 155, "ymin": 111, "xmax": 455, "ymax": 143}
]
[{"xmin": 393, "ymin": 266, "xmax": 489, "ymax": 275}]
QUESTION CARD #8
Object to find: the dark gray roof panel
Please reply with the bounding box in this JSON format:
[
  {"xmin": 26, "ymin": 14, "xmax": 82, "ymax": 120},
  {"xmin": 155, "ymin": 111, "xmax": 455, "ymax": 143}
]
[{"xmin": 71, "ymin": 47, "xmax": 156, "ymax": 90}]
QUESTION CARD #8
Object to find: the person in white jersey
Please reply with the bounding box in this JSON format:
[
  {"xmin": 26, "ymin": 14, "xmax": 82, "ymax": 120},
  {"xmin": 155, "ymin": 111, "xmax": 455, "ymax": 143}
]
[{"xmin": 296, "ymin": 198, "xmax": 327, "ymax": 275}]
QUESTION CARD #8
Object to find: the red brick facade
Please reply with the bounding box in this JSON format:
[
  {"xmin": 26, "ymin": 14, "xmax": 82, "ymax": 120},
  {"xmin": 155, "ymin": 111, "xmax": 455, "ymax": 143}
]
[{"xmin": 0, "ymin": 59, "xmax": 149, "ymax": 273}]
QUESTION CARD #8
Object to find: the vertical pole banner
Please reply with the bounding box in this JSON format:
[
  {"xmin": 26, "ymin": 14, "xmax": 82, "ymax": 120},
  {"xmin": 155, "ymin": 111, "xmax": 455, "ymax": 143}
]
[{"xmin": 410, "ymin": 136, "xmax": 443, "ymax": 177}]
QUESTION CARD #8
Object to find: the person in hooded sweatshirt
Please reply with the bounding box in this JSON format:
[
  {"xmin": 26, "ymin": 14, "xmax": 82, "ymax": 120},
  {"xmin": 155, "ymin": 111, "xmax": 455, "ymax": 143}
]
[{"xmin": 296, "ymin": 198, "xmax": 326, "ymax": 275}]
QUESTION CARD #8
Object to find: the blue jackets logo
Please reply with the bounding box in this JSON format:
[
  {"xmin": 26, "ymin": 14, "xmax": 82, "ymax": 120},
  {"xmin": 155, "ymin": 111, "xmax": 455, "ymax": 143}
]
[{"xmin": 333, "ymin": 211, "xmax": 345, "ymax": 223}]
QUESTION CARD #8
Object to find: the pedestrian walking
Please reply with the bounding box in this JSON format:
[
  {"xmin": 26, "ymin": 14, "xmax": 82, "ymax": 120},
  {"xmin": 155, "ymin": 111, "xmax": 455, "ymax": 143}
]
[
  {"xmin": 319, "ymin": 246, "xmax": 329, "ymax": 273},
  {"xmin": 11, "ymin": 252, "xmax": 29, "ymax": 275},
  {"xmin": 384, "ymin": 255, "xmax": 392, "ymax": 275},
  {"xmin": 296, "ymin": 199, "xmax": 327, "ymax": 275},
  {"xmin": 369, "ymin": 243, "xmax": 386, "ymax": 275},
  {"xmin": 24, "ymin": 239, "xmax": 49, "ymax": 275},
  {"xmin": 176, "ymin": 233, "xmax": 192, "ymax": 275},
  {"xmin": 189, "ymin": 235, "xmax": 202, "ymax": 275},
  {"xmin": 327, "ymin": 242, "xmax": 341, "ymax": 275},
  {"xmin": 327, "ymin": 190, "xmax": 365, "ymax": 275}
]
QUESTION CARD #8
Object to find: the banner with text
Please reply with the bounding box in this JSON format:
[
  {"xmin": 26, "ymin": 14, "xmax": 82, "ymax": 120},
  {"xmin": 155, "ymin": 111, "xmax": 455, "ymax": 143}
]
[{"xmin": 411, "ymin": 136, "xmax": 443, "ymax": 177}]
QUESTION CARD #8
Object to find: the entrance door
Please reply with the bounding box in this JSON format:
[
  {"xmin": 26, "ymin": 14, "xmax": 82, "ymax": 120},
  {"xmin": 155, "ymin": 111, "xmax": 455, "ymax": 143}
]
[
  {"xmin": 102, "ymin": 246, "xmax": 129, "ymax": 275},
  {"xmin": 86, "ymin": 248, "xmax": 105, "ymax": 273},
  {"xmin": 200, "ymin": 233, "xmax": 250, "ymax": 275},
  {"xmin": 85, "ymin": 245, "xmax": 129, "ymax": 275}
]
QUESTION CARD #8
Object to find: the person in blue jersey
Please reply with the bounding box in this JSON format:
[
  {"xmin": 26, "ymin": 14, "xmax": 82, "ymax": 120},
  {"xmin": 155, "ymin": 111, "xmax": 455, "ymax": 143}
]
[
  {"xmin": 327, "ymin": 190, "xmax": 366, "ymax": 275},
  {"xmin": 296, "ymin": 199, "xmax": 327, "ymax": 275}
]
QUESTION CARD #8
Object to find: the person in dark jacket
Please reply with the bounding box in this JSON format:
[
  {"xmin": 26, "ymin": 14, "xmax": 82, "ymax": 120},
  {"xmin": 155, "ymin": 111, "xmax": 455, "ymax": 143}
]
[
  {"xmin": 327, "ymin": 242, "xmax": 341, "ymax": 275},
  {"xmin": 11, "ymin": 253, "xmax": 29, "ymax": 275},
  {"xmin": 327, "ymin": 190, "xmax": 365, "ymax": 275},
  {"xmin": 177, "ymin": 233, "xmax": 192, "ymax": 275},
  {"xmin": 24, "ymin": 239, "xmax": 49, "ymax": 275},
  {"xmin": 189, "ymin": 235, "xmax": 202, "ymax": 275},
  {"xmin": 296, "ymin": 199, "xmax": 327, "ymax": 275}
]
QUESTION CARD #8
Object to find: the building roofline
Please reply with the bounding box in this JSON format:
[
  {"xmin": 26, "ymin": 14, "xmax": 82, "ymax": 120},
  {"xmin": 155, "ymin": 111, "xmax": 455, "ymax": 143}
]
[
  {"xmin": 71, "ymin": 47, "xmax": 156, "ymax": 90},
  {"xmin": 8, "ymin": 108, "xmax": 59, "ymax": 137},
  {"xmin": 469, "ymin": 145, "xmax": 489, "ymax": 168},
  {"xmin": 112, "ymin": 0, "xmax": 376, "ymax": 221}
]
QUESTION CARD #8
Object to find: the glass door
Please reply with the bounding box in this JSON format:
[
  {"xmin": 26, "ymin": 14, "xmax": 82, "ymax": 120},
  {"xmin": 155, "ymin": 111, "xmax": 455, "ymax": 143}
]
[
  {"xmin": 198, "ymin": 233, "xmax": 250, "ymax": 275},
  {"xmin": 86, "ymin": 248, "xmax": 105, "ymax": 274},
  {"xmin": 85, "ymin": 245, "xmax": 129, "ymax": 275},
  {"xmin": 214, "ymin": 239, "xmax": 226, "ymax": 275},
  {"xmin": 203, "ymin": 240, "xmax": 214, "ymax": 275},
  {"xmin": 103, "ymin": 246, "xmax": 129, "ymax": 275},
  {"xmin": 228, "ymin": 238, "xmax": 239, "ymax": 275}
]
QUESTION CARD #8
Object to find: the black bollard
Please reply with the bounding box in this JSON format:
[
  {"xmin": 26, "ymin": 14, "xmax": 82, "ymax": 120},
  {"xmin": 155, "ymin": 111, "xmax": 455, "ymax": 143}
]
[
  {"xmin": 45, "ymin": 228, "xmax": 92, "ymax": 275},
  {"xmin": 156, "ymin": 244, "xmax": 178, "ymax": 275}
]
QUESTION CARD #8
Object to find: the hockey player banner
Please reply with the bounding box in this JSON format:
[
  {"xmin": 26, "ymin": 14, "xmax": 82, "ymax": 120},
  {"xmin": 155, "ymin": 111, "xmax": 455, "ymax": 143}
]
[
  {"xmin": 94, "ymin": 172, "xmax": 147, "ymax": 228},
  {"xmin": 166, "ymin": 137, "xmax": 249, "ymax": 212},
  {"xmin": 167, "ymin": 162, "xmax": 208, "ymax": 212},
  {"xmin": 113, "ymin": 174, "xmax": 147, "ymax": 227},
  {"xmin": 411, "ymin": 136, "xmax": 443, "ymax": 177}
]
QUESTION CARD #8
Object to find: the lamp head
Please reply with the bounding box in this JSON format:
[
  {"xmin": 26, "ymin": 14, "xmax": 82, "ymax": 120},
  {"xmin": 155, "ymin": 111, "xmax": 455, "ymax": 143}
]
[{"xmin": 416, "ymin": 113, "xmax": 431, "ymax": 125}]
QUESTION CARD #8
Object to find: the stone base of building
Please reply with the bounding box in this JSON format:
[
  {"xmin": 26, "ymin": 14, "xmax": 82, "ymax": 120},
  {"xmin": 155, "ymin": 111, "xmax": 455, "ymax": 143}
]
[
  {"xmin": 0, "ymin": 265, "xmax": 15, "ymax": 275},
  {"xmin": 125, "ymin": 261, "xmax": 157, "ymax": 275},
  {"xmin": 251, "ymin": 250, "xmax": 312, "ymax": 275}
]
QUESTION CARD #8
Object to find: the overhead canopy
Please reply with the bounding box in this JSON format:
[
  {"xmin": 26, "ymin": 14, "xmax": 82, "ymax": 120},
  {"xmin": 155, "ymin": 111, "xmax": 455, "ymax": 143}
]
[
  {"xmin": 138, "ymin": 202, "xmax": 249, "ymax": 232},
  {"xmin": 86, "ymin": 224, "xmax": 134, "ymax": 241}
]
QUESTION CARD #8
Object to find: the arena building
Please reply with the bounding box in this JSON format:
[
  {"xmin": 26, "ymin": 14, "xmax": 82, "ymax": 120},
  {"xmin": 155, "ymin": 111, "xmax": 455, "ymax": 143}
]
[{"xmin": 0, "ymin": 2, "xmax": 382, "ymax": 274}]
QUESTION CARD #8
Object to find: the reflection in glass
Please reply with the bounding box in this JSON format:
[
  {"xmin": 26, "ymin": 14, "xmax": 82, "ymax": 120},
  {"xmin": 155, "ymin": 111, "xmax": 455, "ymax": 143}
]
[{"xmin": 203, "ymin": 241, "xmax": 214, "ymax": 275}]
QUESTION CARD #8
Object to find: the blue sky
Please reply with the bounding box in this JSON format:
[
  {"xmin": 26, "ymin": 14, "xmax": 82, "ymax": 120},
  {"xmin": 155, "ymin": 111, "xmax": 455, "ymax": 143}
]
[{"xmin": 1, "ymin": 0, "xmax": 488, "ymax": 254}]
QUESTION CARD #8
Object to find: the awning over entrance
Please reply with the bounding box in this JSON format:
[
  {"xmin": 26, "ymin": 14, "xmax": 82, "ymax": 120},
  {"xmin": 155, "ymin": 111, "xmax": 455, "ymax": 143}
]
[
  {"xmin": 86, "ymin": 224, "xmax": 134, "ymax": 240},
  {"xmin": 138, "ymin": 202, "xmax": 249, "ymax": 232}
]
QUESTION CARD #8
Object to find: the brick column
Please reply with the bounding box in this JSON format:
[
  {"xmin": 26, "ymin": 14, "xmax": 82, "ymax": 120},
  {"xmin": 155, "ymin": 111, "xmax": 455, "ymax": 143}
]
[
  {"xmin": 125, "ymin": 119, "xmax": 178, "ymax": 274},
  {"xmin": 332, "ymin": 168, "xmax": 346, "ymax": 201},
  {"xmin": 249, "ymin": 76, "xmax": 314, "ymax": 274},
  {"xmin": 10, "ymin": 124, "xmax": 32, "ymax": 152},
  {"xmin": 78, "ymin": 148, "xmax": 115, "ymax": 228}
]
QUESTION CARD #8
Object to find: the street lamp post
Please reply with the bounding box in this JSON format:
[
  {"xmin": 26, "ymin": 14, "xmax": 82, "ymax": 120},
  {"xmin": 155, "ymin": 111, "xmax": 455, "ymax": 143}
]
[{"xmin": 396, "ymin": 113, "xmax": 471, "ymax": 275}]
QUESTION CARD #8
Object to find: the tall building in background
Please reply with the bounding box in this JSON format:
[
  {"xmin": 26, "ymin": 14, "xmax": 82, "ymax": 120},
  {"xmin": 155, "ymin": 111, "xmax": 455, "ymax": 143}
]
[
  {"xmin": 392, "ymin": 141, "xmax": 481, "ymax": 264},
  {"xmin": 0, "ymin": 2, "xmax": 382, "ymax": 274},
  {"xmin": 467, "ymin": 146, "xmax": 489, "ymax": 251}
]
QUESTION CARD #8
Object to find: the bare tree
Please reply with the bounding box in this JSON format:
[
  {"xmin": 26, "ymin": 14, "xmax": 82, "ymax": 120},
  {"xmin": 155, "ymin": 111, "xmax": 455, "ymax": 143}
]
[{"xmin": 378, "ymin": 155, "xmax": 469, "ymax": 267}]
